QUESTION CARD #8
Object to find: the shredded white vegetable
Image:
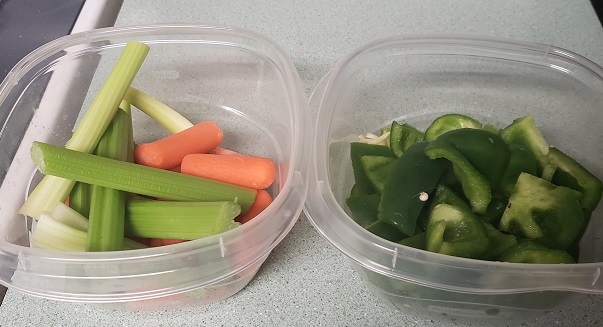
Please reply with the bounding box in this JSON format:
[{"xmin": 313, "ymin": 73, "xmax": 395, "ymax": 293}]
[{"xmin": 358, "ymin": 131, "xmax": 390, "ymax": 146}]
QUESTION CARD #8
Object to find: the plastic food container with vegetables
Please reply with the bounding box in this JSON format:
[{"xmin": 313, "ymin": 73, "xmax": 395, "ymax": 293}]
[
  {"xmin": 304, "ymin": 35, "xmax": 603, "ymax": 325},
  {"xmin": 0, "ymin": 25, "xmax": 310, "ymax": 308}
]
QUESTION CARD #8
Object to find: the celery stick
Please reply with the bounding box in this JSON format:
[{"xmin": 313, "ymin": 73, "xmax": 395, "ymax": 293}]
[
  {"xmin": 69, "ymin": 182, "xmax": 91, "ymax": 217},
  {"xmin": 32, "ymin": 212, "xmax": 147, "ymax": 251},
  {"xmin": 125, "ymin": 87, "xmax": 193, "ymax": 133},
  {"xmin": 119, "ymin": 100, "xmax": 136, "ymax": 163},
  {"xmin": 20, "ymin": 41, "xmax": 150, "ymax": 219},
  {"xmin": 125, "ymin": 199, "xmax": 241, "ymax": 239},
  {"xmin": 30, "ymin": 142, "xmax": 257, "ymax": 212},
  {"xmin": 51, "ymin": 202, "xmax": 90, "ymax": 231},
  {"xmin": 32, "ymin": 213, "xmax": 88, "ymax": 252},
  {"xmin": 86, "ymin": 108, "xmax": 131, "ymax": 252}
]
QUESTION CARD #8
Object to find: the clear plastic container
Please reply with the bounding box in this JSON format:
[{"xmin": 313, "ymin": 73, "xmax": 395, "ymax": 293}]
[
  {"xmin": 304, "ymin": 35, "xmax": 603, "ymax": 325},
  {"xmin": 0, "ymin": 24, "xmax": 310, "ymax": 309}
]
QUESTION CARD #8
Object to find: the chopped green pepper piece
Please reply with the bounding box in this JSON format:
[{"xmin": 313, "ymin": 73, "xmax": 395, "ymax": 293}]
[
  {"xmin": 499, "ymin": 143, "xmax": 538, "ymax": 196},
  {"xmin": 378, "ymin": 142, "xmax": 448, "ymax": 236},
  {"xmin": 366, "ymin": 220, "xmax": 406, "ymax": 242},
  {"xmin": 477, "ymin": 194, "xmax": 508, "ymax": 225},
  {"xmin": 350, "ymin": 142, "xmax": 394, "ymax": 195},
  {"xmin": 345, "ymin": 194, "xmax": 381, "ymax": 228},
  {"xmin": 397, "ymin": 232, "xmax": 426, "ymax": 250},
  {"xmin": 389, "ymin": 121, "xmax": 424, "ymax": 157},
  {"xmin": 500, "ymin": 115, "xmax": 549, "ymax": 171},
  {"xmin": 481, "ymin": 222, "xmax": 517, "ymax": 260},
  {"xmin": 426, "ymin": 203, "xmax": 490, "ymax": 259},
  {"xmin": 360, "ymin": 155, "xmax": 396, "ymax": 194},
  {"xmin": 547, "ymin": 147, "xmax": 603, "ymax": 213},
  {"xmin": 499, "ymin": 173, "xmax": 584, "ymax": 250},
  {"xmin": 424, "ymin": 128, "xmax": 511, "ymax": 214},
  {"xmin": 498, "ymin": 241, "xmax": 575, "ymax": 264},
  {"xmin": 424, "ymin": 113, "xmax": 483, "ymax": 141}
]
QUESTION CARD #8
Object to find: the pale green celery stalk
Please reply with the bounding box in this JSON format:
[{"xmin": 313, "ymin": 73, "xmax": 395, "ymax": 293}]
[
  {"xmin": 32, "ymin": 213, "xmax": 87, "ymax": 252},
  {"xmin": 86, "ymin": 108, "xmax": 131, "ymax": 252},
  {"xmin": 125, "ymin": 87, "xmax": 193, "ymax": 133},
  {"xmin": 69, "ymin": 182, "xmax": 91, "ymax": 217},
  {"xmin": 125, "ymin": 199, "xmax": 240, "ymax": 239},
  {"xmin": 31, "ymin": 141, "xmax": 257, "ymax": 212},
  {"xmin": 119, "ymin": 100, "xmax": 136, "ymax": 163},
  {"xmin": 31, "ymin": 212, "xmax": 147, "ymax": 251},
  {"xmin": 20, "ymin": 41, "xmax": 150, "ymax": 219},
  {"xmin": 51, "ymin": 202, "xmax": 90, "ymax": 231}
]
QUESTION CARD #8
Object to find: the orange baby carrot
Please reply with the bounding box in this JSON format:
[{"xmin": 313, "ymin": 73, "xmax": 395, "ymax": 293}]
[
  {"xmin": 134, "ymin": 121, "xmax": 223, "ymax": 169},
  {"xmin": 236, "ymin": 189, "xmax": 273, "ymax": 223},
  {"xmin": 181, "ymin": 153, "xmax": 275, "ymax": 189}
]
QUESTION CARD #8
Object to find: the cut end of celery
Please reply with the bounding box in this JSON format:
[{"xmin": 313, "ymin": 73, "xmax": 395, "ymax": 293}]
[
  {"xmin": 30, "ymin": 141, "xmax": 45, "ymax": 172},
  {"xmin": 216, "ymin": 201, "xmax": 242, "ymax": 233}
]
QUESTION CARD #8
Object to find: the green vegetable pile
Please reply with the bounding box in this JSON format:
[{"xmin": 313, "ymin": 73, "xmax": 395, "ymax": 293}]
[{"xmin": 347, "ymin": 114, "xmax": 603, "ymax": 264}]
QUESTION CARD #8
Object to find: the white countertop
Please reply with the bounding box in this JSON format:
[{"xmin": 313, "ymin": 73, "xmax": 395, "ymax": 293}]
[{"xmin": 1, "ymin": 1, "xmax": 602, "ymax": 326}]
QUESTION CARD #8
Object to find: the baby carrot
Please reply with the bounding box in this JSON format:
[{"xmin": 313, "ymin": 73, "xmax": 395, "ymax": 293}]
[
  {"xmin": 181, "ymin": 153, "xmax": 276, "ymax": 189},
  {"xmin": 236, "ymin": 189, "xmax": 273, "ymax": 223},
  {"xmin": 134, "ymin": 121, "xmax": 223, "ymax": 169}
]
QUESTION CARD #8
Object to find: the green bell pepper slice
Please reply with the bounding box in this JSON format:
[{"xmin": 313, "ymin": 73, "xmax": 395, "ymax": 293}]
[
  {"xmin": 366, "ymin": 220, "xmax": 407, "ymax": 242},
  {"xmin": 345, "ymin": 194, "xmax": 381, "ymax": 228},
  {"xmin": 346, "ymin": 193, "xmax": 406, "ymax": 242},
  {"xmin": 498, "ymin": 172, "xmax": 584, "ymax": 250},
  {"xmin": 426, "ymin": 203, "xmax": 490, "ymax": 259},
  {"xmin": 350, "ymin": 142, "xmax": 394, "ymax": 195},
  {"xmin": 397, "ymin": 232, "xmax": 427, "ymax": 250},
  {"xmin": 378, "ymin": 141, "xmax": 448, "ymax": 236},
  {"xmin": 481, "ymin": 222, "xmax": 517, "ymax": 260},
  {"xmin": 424, "ymin": 128, "xmax": 511, "ymax": 214},
  {"xmin": 477, "ymin": 194, "xmax": 508, "ymax": 225},
  {"xmin": 424, "ymin": 113, "xmax": 483, "ymax": 141},
  {"xmin": 547, "ymin": 147, "xmax": 603, "ymax": 214},
  {"xmin": 500, "ymin": 115, "xmax": 549, "ymax": 172},
  {"xmin": 499, "ymin": 143, "xmax": 539, "ymax": 197},
  {"xmin": 360, "ymin": 155, "xmax": 396, "ymax": 194},
  {"xmin": 498, "ymin": 241, "xmax": 575, "ymax": 264},
  {"xmin": 389, "ymin": 121, "xmax": 424, "ymax": 157}
]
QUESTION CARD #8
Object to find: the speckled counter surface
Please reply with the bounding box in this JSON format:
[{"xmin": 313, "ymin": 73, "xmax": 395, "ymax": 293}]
[{"xmin": 1, "ymin": 1, "xmax": 602, "ymax": 326}]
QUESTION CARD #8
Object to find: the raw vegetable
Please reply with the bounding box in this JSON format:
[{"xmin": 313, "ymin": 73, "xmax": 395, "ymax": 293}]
[
  {"xmin": 29, "ymin": 141, "xmax": 257, "ymax": 212},
  {"xmin": 134, "ymin": 121, "xmax": 224, "ymax": 169},
  {"xmin": 378, "ymin": 141, "xmax": 448, "ymax": 236},
  {"xmin": 237, "ymin": 189, "xmax": 273, "ymax": 224},
  {"xmin": 389, "ymin": 121, "xmax": 423, "ymax": 157},
  {"xmin": 86, "ymin": 107, "xmax": 132, "ymax": 252},
  {"xmin": 426, "ymin": 203, "xmax": 490, "ymax": 259},
  {"xmin": 500, "ymin": 115, "xmax": 549, "ymax": 171},
  {"xmin": 125, "ymin": 87, "xmax": 193, "ymax": 133},
  {"xmin": 547, "ymin": 147, "xmax": 603, "ymax": 214},
  {"xmin": 19, "ymin": 41, "xmax": 150, "ymax": 219},
  {"xmin": 498, "ymin": 241, "xmax": 575, "ymax": 264},
  {"xmin": 349, "ymin": 142, "xmax": 394, "ymax": 195},
  {"xmin": 359, "ymin": 155, "xmax": 395, "ymax": 194},
  {"xmin": 51, "ymin": 202, "xmax": 90, "ymax": 232},
  {"xmin": 181, "ymin": 153, "xmax": 276, "ymax": 190},
  {"xmin": 498, "ymin": 172, "xmax": 584, "ymax": 250},
  {"xmin": 346, "ymin": 113, "xmax": 601, "ymax": 264},
  {"xmin": 423, "ymin": 113, "xmax": 482, "ymax": 141},
  {"xmin": 424, "ymin": 128, "xmax": 511, "ymax": 214},
  {"xmin": 32, "ymin": 212, "xmax": 147, "ymax": 251},
  {"xmin": 69, "ymin": 182, "xmax": 91, "ymax": 218},
  {"xmin": 124, "ymin": 199, "xmax": 241, "ymax": 239}
]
